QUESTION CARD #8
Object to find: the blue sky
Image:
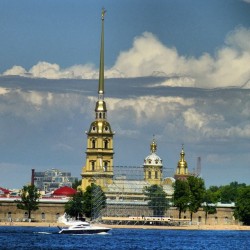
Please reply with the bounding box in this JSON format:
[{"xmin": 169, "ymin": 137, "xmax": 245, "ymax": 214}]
[
  {"xmin": 0, "ymin": 0, "xmax": 250, "ymax": 189},
  {"xmin": 1, "ymin": 0, "xmax": 250, "ymax": 71}
]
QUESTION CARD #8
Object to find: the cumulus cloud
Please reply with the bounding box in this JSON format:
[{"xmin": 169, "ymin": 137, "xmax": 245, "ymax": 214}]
[
  {"xmin": 3, "ymin": 65, "xmax": 27, "ymax": 76},
  {"xmin": 1, "ymin": 27, "xmax": 250, "ymax": 89},
  {"xmin": 113, "ymin": 28, "xmax": 250, "ymax": 88}
]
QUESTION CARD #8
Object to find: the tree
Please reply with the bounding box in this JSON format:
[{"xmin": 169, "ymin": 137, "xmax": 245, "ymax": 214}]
[
  {"xmin": 203, "ymin": 189, "xmax": 218, "ymax": 224},
  {"xmin": 15, "ymin": 185, "xmax": 40, "ymax": 220},
  {"xmin": 144, "ymin": 185, "xmax": 170, "ymax": 216},
  {"xmin": 82, "ymin": 184, "xmax": 107, "ymax": 219},
  {"xmin": 187, "ymin": 176, "xmax": 205, "ymax": 221},
  {"xmin": 65, "ymin": 191, "xmax": 85, "ymax": 220},
  {"xmin": 72, "ymin": 179, "xmax": 82, "ymax": 190},
  {"xmin": 220, "ymin": 182, "xmax": 246, "ymax": 203},
  {"xmin": 234, "ymin": 186, "xmax": 250, "ymax": 225},
  {"xmin": 173, "ymin": 179, "xmax": 190, "ymax": 219}
]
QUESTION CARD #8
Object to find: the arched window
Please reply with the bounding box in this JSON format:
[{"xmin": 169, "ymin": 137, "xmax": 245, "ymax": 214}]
[
  {"xmin": 104, "ymin": 162, "xmax": 108, "ymax": 172},
  {"xmin": 92, "ymin": 140, "xmax": 96, "ymax": 149},
  {"xmin": 148, "ymin": 171, "xmax": 151, "ymax": 179},
  {"xmin": 224, "ymin": 217, "xmax": 228, "ymax": 224},
  {"xmin": 56, "ymin": 213, "xmax": 60, "ymax": 220},
  {"xmin": 215, "ymin": 216, "xmax": 218, "ymax": 224},
  {"xmin": 104, "ymin": 140, "xmax": 108, "ymax": 149},
  {"xmin": 198, "ymin": 216, "xmax": 202, "ymax": 223},
  {"xmin": 24, "ymin": 212, "xmax": 28, "ymax": 220},
  {"xmin": 99, "ymin": 113, "xmax": 102, "ymax": 119},
  {"xmin": 41, "ymin": 212, "xmax": 45, "ymax": 221}
]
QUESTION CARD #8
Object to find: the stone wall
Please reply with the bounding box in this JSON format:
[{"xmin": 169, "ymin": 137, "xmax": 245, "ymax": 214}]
[
  {"xmin": 103, "ymin": 203, "xmax": 238, "ymax": 225},
  {"xmin": 0, "ymin": 200, "xmax": 65, "ymax": 223},
  {"xmin": 0, "ymin": 199, "xmax": 238, "ymax": 225}
]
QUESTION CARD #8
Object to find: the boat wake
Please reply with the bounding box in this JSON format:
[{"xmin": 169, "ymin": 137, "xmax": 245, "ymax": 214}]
[{"xmin": 36, "ymin": 232, "xmax": 53, "ymax": 235}]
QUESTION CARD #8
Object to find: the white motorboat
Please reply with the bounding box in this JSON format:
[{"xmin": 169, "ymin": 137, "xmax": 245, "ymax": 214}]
[
  {"xmin": 58, "ymin": 221, "xmax": 111, "ymax": 234},
  {"xmin": 57, "ymin": 214, "xmax": 111, "ymax": 235}
]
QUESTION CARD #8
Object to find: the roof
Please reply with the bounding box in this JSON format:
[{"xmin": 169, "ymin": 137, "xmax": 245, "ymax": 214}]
[
  {"xmin": 0, "ymin": 187, "xmax": 10, "ymax": 195},
  {"xmin": 53, "ymin": 186, "xmax": 76, "ymax": 196}
]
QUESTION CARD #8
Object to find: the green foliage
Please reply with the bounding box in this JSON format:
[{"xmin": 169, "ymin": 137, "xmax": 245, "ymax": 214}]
[
  {"xmin": 206, "ymin": 182, "xmax": 249, "ymax": 225},
  {"xmin": 234, "ymin": 186, "xmax": 250, "ymax": 225},
  {"xmin": 173, "ymin": 179, "xmax": 190, "ymax": 219},
  {"xmin": 15, "ymin": 185, "xmax": 40, "ymax": 219},
  {"xmin": 206, "ymin": 185, "xmax": 221, "ymax": 202},
  {"xmin": 72, "ymin": 179, "xmax": 82, "ymax": 190},
  {"xmin": 203, "ymin": 189, "xmax": 218, "ymax": 223},
  {"xmin": 187, "ymin": 176, "xmax": 206, "ymax": 221},
  {"xmin": 209, "ymin": 182, "xmax": 246, "ymax": 203},
  {"xmin": 65, "ymin": 191, "xmax": 85, "ymax": 220},
  {"xmin": 83, "ymin": 184, "xmax": 107, "ymax": 219},
  {"xmin": 65, "ymin": 184, "xmax": 106, "ymax": 220},
  {"xmin": 220, "ymin": 182, "xmax": 246, "ymax": 203},
  {"xmin": 144, "ymin": 185, "xmax": 170, "ymax": 216}
]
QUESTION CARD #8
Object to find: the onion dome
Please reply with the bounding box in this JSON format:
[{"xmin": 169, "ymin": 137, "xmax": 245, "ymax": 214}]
[
  {"xmin": 53, "ymin": 186, "xmax": 76, "ymax": 196},
  {"xmin": 144, "ymin": 138, "xmax": 162, "ymax": 166},
  {"xmin": 177, "ymin": 145, "xmax": 188, "ymax": 170}
]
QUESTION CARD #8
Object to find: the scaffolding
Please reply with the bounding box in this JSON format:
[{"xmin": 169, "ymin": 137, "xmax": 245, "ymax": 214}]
[{"xmin": 91, "ymin": 165, "xmax": 175, "ymax": 222}]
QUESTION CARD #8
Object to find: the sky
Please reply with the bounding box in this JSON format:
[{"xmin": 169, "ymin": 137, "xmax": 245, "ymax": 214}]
[{"xmin": 0, "ymin": 0, "xmax": 250, "ymax": 189}]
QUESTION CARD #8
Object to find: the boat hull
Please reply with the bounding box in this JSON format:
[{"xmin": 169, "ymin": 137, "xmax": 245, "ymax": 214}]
[{"xmin": 59, "ymin": 228, "xmax": 110, "ymax": 234}]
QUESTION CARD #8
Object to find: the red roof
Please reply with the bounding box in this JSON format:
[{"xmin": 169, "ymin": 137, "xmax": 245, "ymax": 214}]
[
  {"xmin": 53, "ymin": 186, "xmax": 76, "ymax": 196},
  {"xmin": 0, "ymin": 187, "xmax": 10, "ymax": 194}
]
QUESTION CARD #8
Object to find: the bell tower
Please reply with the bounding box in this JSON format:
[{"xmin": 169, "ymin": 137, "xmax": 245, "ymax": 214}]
[
  {"xmin": 174, "ymin": 145, "xmax": 189, "ymax": 180},
  {"xmin": 81, "ymin": 9, "xmax": 114, "ymax": 191}
]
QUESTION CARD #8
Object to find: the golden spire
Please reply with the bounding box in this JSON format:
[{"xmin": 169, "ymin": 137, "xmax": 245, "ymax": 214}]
[
  {"xmin": 95, "ymin": 8, "xmax": 107, "ymax": 116},
  {"xmin": 98, "ymin": 7, "xmax": 106, "ymax": 98}
]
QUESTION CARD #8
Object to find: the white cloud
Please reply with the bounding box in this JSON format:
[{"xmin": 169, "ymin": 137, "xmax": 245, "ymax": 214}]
[
  {"xmin": 242, "ymin": 0, "xmax": 250, "ymax": 3},
  {"xmin": 148, "ymin": 76, "xmax": 196, "ymax": 87},
  {"xmin": 0, "ymin": 87, "xmax": 10, "ymax": 95},
  {"xmin": 182, "ymin": 107, "xmax": 250, "ymax": 141},
  {"xmin": 3, "ymin": 65, "xmax": 27, "ymax": 76},
  {"xmin": 113, "ymin": 28, "xmax": 250, "ymax": 88},
  {"xmin": 1, "ymin": 27, "xmax": 250, "ymax": 89},
  {"xmin": 107, "ymin": 96, "xmax": 195, "ymax": 125}
]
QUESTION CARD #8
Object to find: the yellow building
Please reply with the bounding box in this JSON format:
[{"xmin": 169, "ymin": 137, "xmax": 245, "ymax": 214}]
[
  {"xmin": 81, "ymin": 9, "xmax": 114, "ymax": 191},
  {"xmin": 143, "ymin": 138, "xmax": 163, "ymax": 186}
]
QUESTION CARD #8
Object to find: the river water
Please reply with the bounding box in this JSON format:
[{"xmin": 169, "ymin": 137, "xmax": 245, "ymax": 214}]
[{"xmin": 0, "ymin": 226, "xmax": 249, "ymax": 249}]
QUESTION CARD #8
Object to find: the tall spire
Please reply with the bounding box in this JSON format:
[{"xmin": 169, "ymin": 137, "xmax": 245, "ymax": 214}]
[
  {"xmin": 95, "ymin": 8, "xmax": 107, "ymax": 117},
  {"xmin": 98, "ymin": 8, "xmax": 106, "ymax": 99}
]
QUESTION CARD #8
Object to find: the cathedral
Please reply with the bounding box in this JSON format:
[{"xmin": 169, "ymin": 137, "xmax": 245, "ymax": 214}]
[{"xmin": 81, "ymin": 9, "xmax": 191, "ymax": 199}]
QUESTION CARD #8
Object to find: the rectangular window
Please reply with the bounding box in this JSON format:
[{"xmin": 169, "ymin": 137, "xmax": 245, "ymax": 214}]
[{"xmin": 155, "ymin": 171, "xmax": 158, "ymax": 179}]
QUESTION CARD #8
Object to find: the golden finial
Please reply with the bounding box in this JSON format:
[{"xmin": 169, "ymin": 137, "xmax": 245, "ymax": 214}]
[
  {"xmin": 180, "ymin": 144, "xmax": 185, "ymax": 160},
  {"xmin": 150, "ymin": 135, "xmax": 157, "ymax": 153},
  {"xmin": 101, "ymin": 8, "xmax": 106, "ymax": 20}
]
